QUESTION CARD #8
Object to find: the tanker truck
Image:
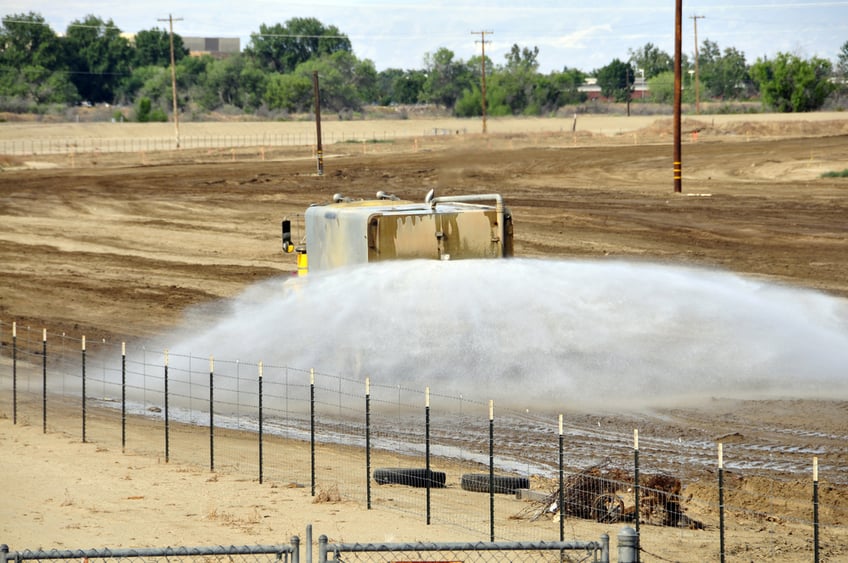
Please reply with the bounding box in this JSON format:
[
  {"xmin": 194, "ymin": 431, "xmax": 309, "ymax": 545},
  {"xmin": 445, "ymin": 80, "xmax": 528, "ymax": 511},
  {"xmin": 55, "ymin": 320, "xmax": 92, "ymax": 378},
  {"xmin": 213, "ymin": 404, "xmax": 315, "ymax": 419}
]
[{"xmin": 282, "ymin": 190, "xmax": 513, "ymax": 275}]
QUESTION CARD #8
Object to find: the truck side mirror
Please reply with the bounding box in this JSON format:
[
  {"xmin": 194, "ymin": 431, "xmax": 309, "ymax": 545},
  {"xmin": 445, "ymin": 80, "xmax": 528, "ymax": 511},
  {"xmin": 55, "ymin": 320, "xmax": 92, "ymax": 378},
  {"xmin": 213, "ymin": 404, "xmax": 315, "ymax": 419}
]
[{"xmin": 282, "ymin": 219, "xmax": 294, "ymax": 253}]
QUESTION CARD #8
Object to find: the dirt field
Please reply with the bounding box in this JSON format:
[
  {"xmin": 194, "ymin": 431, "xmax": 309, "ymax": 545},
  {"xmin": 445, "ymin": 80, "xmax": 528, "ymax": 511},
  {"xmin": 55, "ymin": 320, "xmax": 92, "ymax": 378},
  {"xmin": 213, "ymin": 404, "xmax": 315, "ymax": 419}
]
[{"xmin": 1, "ymin": 114, "xmax": 847, "ymax": 558}]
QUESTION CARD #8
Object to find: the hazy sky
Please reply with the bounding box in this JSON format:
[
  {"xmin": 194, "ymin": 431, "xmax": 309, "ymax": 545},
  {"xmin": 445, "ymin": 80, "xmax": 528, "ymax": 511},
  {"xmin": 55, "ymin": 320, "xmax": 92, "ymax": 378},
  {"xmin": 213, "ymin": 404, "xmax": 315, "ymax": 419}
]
[{"xmin": 6, "ymin": 1, "xmax": 848, "ymax": 73}]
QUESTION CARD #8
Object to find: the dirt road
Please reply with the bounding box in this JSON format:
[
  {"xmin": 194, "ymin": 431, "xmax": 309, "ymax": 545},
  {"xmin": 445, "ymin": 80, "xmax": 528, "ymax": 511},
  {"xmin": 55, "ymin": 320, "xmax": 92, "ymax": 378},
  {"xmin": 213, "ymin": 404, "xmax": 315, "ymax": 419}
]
[{"xmin": 1, "ymin": 116, "xmax": 847, "ymax": 558}]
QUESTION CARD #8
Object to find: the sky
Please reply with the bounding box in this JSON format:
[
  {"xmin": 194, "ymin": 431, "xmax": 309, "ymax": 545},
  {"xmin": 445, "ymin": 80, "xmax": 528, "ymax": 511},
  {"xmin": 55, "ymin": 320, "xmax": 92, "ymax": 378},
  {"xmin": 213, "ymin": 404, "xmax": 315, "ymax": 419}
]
[{"xmin": 5, "ymin": 1, "xmax": 848, "ymax": 73}]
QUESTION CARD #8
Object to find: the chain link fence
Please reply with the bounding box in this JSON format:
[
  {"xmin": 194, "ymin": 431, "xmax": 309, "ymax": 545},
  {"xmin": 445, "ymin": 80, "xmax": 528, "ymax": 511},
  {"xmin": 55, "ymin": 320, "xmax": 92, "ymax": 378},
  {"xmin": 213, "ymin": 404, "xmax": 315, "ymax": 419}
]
[
  {"xmin": 317, "ymin": 537, "xmax": 611, "ymax": 563},
  {"xmin": 0, "ymin": 543, "xmax": 300, "ymax": 563}
]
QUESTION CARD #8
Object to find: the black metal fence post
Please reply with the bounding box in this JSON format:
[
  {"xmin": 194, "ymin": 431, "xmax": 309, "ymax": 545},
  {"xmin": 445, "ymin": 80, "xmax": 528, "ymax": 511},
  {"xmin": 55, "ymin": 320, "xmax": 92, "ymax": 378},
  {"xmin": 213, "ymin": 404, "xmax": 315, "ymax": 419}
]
[
  {"xmin": 121, "ymin": 342, "xmax": 126, "ymax": 452},
  {"xmin": 164, "ymin": 350, "xmax": 170, "ymax": 463},
  {"xmin": 489, "ymin": 400, "xmax": 495, "ymax": 542},
  {"xmin": 310, "ymin": 368, "xmax": 315, "ymax": 496},
  {"xmin": 719, "ymin": 443, "xmax": 725, "ymax": 563},
  {"xmin": 425, "ymin": 387, "xmax": 431, "ymax": 525},
  {"xmin": 813, "ymin": 456, "xmax": 820, "ymax": 563},
  {"xmin": 633, "ymin": 429, "xmax": 640, "ymax": 563},
  {"xmin": 209, "ymin": 356, "xmax": 215, "ymax": 472},
  {"xmin": 258, "ymin": 362, "xmax": 264, "ymax": 484},
  {"xmin": 366, "ymin": 377, "xmax": 372, "ymax": 510},
  {"xmin": 81, "ymin": 336, "xmax": 86, "ymax": 443},
  {"xmin": 559, "ymin": 414, "xmax": 565, "ymax": 542},
  {"xmin": 41, "ymin": 329, "xmax": 46, "ymax": 434},
  {"xmin": 12, "ymin": 322, "xmax": 17, "ymax": 425}
]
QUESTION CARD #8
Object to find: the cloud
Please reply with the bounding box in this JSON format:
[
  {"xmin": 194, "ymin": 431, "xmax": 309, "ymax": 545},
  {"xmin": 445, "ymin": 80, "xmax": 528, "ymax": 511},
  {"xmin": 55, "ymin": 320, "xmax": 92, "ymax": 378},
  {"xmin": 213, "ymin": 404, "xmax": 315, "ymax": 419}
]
[{"xmin": 548, "ymin": 24, "xmax": 613, "ymax": 50}]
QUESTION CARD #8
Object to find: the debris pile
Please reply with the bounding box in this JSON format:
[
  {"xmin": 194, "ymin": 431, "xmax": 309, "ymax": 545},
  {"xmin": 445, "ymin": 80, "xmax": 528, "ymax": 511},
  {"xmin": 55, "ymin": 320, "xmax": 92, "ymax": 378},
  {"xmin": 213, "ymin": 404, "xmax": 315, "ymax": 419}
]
[{"xmin": 515, "ymin": 461, "xmax": 704, "ymax": 529}]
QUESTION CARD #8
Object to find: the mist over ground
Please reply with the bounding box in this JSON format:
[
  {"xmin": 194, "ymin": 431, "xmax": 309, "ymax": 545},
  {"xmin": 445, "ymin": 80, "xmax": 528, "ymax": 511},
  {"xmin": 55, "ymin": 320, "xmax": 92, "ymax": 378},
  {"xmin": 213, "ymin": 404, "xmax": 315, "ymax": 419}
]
[{"xmin": 166, "ymin": 259, "xmax": 848, "ymax": 411}]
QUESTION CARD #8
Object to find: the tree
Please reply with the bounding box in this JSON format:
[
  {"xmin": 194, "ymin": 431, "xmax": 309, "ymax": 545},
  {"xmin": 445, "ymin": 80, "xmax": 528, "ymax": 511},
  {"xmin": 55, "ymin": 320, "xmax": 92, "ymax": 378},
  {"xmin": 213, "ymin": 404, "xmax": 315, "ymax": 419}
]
[
  {"xmin": 497, "ymin": 44, "xmax": 541, "ymax": 114},
  {"xmin": 838, "ymin": 40, "xmax": 848, "ymax": 78},
  {"xmin": 202, "ymin": 55, "xmax": 250, "ymax": 109},
  {"xmin": 750, "ymin": 52, "xmax": 835, "ymax": 112},
  {"xmin": 594, "ymin": 58, "xmax": 634, "ymax": 102},
  {"xmin": 264, "ymin": 72, "xmax": 312, "ymax": 112},
  {"xmin": 0, "ymin": 12, "xmax": 64, "ymax": 69},
  {"xmin": 698, "ymin": 39, "xmax": 750, "ymax": 99},
  {"xmin": 628, "ymin": 43, "xmax": 673, "ymax": 79},
  {"xmin": 64, "ymin": 15, "xmax": 133, "ymax": 103},
  {"xmin": 175, "ymin": 54, "xmax": 215, "ymax": 109},
  {"xmin": 375, "ymin": 68, "xmax": 426, "ymax": 105},
  {"xmin": 420, "ymin": 47, "xmax": 473, "ymax": 109},
  {"xmin": 293, "ymin": 51, "xmax": 377, "ymax": 112},
  {"xmin": 119, "ymin": 65, "xmax": 165, "ymax": 106},
  {"xmin": 133, "ymin": 28, "xmax": 188, "ymax": 68},
  {"xmin": 537, "ymin": 68, "xmax": 587, "ymax": 111},
  {"xmin": 0, "ymin": 12, "xmax": 77, "ymax": 106},
  {"xmin": 835, "ymin": 40, "xmax": 848, "ymax": 99},
  {"xmin": 246, "ymin": 17, "xmax": 352, "ymax": 74}
]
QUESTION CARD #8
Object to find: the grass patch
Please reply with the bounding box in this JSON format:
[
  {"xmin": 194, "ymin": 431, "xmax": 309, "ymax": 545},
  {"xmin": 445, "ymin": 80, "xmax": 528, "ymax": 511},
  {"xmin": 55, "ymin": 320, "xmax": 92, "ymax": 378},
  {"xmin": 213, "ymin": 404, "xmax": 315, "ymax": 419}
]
[{"xmin": 821, "ymin": 169, "xmax": 848, "ymax": 178}]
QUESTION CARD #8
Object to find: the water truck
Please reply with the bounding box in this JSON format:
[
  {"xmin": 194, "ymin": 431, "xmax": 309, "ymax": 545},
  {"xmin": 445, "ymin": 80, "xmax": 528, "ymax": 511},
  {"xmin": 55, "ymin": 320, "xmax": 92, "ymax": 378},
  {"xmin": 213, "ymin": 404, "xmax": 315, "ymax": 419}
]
[{"xmin": 282, "ymin": 190, "xmax": 513, "ymax": 275}]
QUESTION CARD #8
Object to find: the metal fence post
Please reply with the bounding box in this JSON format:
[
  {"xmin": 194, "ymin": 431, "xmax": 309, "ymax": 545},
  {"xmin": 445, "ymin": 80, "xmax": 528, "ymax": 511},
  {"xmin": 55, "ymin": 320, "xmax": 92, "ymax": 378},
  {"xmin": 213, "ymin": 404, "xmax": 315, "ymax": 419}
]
[
  {"xmin": 488, "ymin": 399, "xmax": 494, "ymax": 541},
  {"xmin": 82, "ymin": 335, "xmax": 87, "ymax": 443},
  {"xmin": 365, "ymin": 378, "xmax": 371, "ymax": 510},
  {"xmin": 317, "ymin": 534, "xmax": 328, "ymax": 563},
  {"xmin": 719, "ymin": 443, "xmax": 726, "ymax": 563},
  {"xmin": 425, "ymin": 387, "xmax": 431, "ymax": 525},
  {"xmin": 310, "ymin": 368, "xmax": 315, "ymax": 496},
  {"xmin": 600, "ymin": 533, "xmax": 610, "ymax": 563},
  {"xmin": 121, "ymin": 342, "xmax": 126, "ymax": 452},
  {"xmin": 164, "ymin": 350, "xmax": 170, "ymax": 462},
  {"xmin": 558, "ymin": 414, "xmax": 565, "ymax": 542},
  {"xmin": 41, "ymin": 328, "xmax": 47, "ymax": 433},
  {"xmin": 633, "ymin": 429, "xmax": 640, "ymax": 563},
  {"xmin": 11, "ymin": 322, "xmax": 17, "ymax": 424},
  {"xmin": 209, "ymin": 356, "xmax": 215, "ymax": 472},
  {"xmin": 618, "ymin": 526, "xmax": 638, "ymax": 563},
  {"xmin": 258, "ymin": 363, "xmax": 264, "ymax": 484},
  {"xmin": 813, "ymin": 457, "xmax": 820, "ymax": 563},
  {"xmin": 291, "ymin": 535, "xmax": 300, "ymax": 563}
]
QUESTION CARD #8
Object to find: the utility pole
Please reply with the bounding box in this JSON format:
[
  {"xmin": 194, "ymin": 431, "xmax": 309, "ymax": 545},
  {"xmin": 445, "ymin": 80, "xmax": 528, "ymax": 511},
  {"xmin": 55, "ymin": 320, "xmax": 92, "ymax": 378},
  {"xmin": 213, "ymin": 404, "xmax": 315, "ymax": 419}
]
[
  {"xmin": 690, "ymin": 15, "xmax": 705, "ymax": 114},
  {"xmin": 312, "ymin": 71, "xmax": 324, "ymax": 176},
  {"xmin": 471, "ymin": 30, "xmax": 493, "ymax": 134},
  {"xmin": 158, "ymin": 14, "xmax": 183, "ymax": 148},
  {"xmin": 673, "ymin": 0, "xmax": 682, "ymax": 194}
]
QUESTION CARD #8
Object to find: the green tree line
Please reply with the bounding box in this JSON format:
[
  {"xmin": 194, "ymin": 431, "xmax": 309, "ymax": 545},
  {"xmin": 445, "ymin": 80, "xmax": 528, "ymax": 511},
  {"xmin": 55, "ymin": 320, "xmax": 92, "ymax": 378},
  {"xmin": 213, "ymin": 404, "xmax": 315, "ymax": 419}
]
[{"xmin": 1, "ymin": 11, "xmax": 845, "ymax": 120}]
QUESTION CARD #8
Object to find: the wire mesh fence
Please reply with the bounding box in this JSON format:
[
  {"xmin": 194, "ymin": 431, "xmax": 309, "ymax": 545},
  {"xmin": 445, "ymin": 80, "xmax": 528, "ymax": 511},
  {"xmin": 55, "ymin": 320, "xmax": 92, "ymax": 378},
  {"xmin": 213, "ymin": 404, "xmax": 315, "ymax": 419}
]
[
  {"xmin": 1, "ymin": 320, "xmax": 847, "ymax": 561},
  {"xmin": 0, "ymin": 128, "xmax": 469, "ymax": 157},
  {"xmin": 316, "ymin": 537, "xmax": 610, "ymax": 563}
]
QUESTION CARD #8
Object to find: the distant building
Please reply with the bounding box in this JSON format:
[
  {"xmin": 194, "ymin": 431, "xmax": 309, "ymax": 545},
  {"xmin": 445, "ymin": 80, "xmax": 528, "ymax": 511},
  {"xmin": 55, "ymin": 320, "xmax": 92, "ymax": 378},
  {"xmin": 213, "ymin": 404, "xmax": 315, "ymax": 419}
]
[
  {"xmin": 183, "ymin": 36, "xmax": 240, "ymax": 58},
  {"xmin": 579, "ymin": 77, "xmax": 650, "ymax": 101}
]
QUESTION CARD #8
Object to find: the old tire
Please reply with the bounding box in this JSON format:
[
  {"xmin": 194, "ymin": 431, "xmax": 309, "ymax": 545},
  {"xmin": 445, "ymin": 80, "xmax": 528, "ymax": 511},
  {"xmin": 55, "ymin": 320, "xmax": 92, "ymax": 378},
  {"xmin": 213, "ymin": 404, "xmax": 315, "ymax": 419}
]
[
  {"xmin": 373, "ymin": 468, "xmax": 446, "ymax": 488},
  {"xmin": 460, "ymin": 473, "xmax": 529, "ymax": 495}
]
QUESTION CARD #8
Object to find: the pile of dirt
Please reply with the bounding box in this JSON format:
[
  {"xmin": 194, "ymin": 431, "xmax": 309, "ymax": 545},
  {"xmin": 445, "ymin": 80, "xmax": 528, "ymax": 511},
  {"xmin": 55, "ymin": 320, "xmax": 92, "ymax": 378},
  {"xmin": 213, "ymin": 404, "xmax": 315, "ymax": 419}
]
[{"xmin": 636, "ymin": 116, "xmax": 848, "ymax": 140}]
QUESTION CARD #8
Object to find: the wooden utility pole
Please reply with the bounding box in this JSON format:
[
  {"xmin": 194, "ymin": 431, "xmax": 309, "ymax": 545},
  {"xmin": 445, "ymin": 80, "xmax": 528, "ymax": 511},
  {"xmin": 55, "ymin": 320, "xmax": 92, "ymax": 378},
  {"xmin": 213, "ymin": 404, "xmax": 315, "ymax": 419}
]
[
  {"xmin": 673, "ymin": 0, "xmax": 682, "ymax": 194},
  {"xmin": 690, "ymin": 15, "xmax": 705, "ymax": 114},
  {"xmin": 158, "ymin": 14, "xmax": 183, "ymax": 148},
  {"xmin": 312, "ymin": 71, "xmax": 324, "ymax": 176},
  {"xmin": 472, "ymin": 31, "xmax": 493, "ymax": 134}
]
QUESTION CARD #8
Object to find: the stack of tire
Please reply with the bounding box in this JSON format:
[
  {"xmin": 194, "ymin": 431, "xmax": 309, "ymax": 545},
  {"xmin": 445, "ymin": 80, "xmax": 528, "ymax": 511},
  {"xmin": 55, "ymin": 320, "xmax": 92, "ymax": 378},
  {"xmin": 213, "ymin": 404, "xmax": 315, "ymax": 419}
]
[{"xmin": 373, "ymin": 467, "xmax": 528, "ymax": 494}]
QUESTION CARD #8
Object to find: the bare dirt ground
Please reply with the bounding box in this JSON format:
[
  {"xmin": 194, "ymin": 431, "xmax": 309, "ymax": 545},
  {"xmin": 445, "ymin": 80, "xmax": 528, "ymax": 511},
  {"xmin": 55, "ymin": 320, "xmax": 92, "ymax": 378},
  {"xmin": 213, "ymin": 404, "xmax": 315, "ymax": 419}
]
[{"xmin": 1, "ymin": 114, "xmax": 847, "ymax": 559}]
